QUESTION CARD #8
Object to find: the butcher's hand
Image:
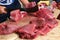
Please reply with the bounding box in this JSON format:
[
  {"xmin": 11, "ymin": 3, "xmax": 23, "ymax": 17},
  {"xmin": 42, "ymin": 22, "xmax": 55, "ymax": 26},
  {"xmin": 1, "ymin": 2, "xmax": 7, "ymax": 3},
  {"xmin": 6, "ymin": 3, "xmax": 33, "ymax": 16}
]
[
  {"xmin": 24, "ymin": 2, "xmax": 38, "ymax": 13},
  {"xmin": 0, "ymin": 6, "xmax": 7, "ymax": 14}
]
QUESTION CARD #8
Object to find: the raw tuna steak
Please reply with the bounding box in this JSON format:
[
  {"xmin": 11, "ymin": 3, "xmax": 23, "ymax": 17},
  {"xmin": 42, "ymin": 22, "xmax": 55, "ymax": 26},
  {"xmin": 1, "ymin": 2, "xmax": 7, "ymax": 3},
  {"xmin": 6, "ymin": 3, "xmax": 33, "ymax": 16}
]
[
  {"xmin": 17, "ymin": 24, "xmax": 38, "ymax": 39},
  {"xmin": 10, "ymin": 10, "xmax": 27, "ymax": 22},
  {"xmin": 0, "ymin": 22, "xmax": 20, "ymax": 35}
]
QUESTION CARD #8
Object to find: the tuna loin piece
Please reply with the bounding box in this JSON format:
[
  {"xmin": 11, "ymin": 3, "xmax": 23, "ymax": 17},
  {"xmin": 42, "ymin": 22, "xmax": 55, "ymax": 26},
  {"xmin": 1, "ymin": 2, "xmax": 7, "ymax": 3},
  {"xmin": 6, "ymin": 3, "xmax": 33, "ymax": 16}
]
[
  {"xmin": 17, "ymin": 24, "xmax": 38, "ymax": 39},
  {"xmin": 0, "ymin": 22, "xmax": 20, "ymax": 35},
  {"xmin": 10, "ymin": 10, "xmax": 27, "ymax": 22}
]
